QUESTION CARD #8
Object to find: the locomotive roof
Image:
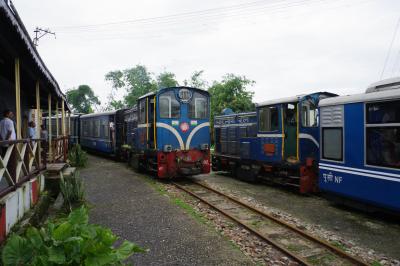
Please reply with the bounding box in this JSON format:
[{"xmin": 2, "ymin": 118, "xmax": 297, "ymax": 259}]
[
  {"xmin": 138, "ymin": 87, "xmax": 209, "ymax": 100},
  {"xmin": 319, "ymin": 87, "xmax": 400, "ymax": 106},
  {"xmin": 256, "ymin": 94, "xmax": 306, "ymax": 107},
  {"xmin": 80, "ymin": 110, "xmax": 117, "ymax": 118},
  {"xmin": 366, "ymin": 76, "xmax": 400, "ymax": 93}
]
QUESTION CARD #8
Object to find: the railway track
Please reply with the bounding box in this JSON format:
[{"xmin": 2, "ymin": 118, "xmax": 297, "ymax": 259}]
[{"xmin": 173, "ymin": 180, "xmax": 369, "ymax": 266}]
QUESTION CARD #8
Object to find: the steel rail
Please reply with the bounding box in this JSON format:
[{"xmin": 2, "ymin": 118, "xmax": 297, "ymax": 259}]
[
  {"xmin": 191, "ymin": 180, "xmax": 368, "ymax": 266},
  {"xmin": 173, "ymin": 182, "xmax": 312, "ymax": 266}
]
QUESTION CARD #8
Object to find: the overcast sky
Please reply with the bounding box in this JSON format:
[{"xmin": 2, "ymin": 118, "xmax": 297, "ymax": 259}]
[{"xmin": 13, "ymin": 0, "xmax": 400, "ymax": 106}]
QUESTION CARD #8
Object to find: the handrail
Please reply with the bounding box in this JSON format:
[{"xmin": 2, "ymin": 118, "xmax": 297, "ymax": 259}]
[{"xmin": 0, "ymin": 138, "xmax": 47, "ymax": 198}]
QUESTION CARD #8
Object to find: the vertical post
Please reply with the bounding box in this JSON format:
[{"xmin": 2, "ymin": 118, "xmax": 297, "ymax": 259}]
[
  {"xmin": 48, "ymin": 94, "xmax": 52, "ymax": 161},
  {"xmin": 36, "ymin": 81, "xmax": 41, "ymax": 166},
  {"xmin": 61, "ymin": 101, "xmax": 67, "ymax": 161},
  {"xmin": 15, "ymin": 58, "xmax": 21, "ymax": 139},
  {"xmin": 56, "ymin": 101, "xmax": 59, "ymax": 138},
  {"xmin": 61, "ymin": 101, "xmax": 65, "ymax": 136},
  {"xmin": 68, "ymin": 112, "xmax": 71, "ymax": 136}
]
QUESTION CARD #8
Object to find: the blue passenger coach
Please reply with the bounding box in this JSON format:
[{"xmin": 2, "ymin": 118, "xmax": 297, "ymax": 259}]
[
  {"xmin": 318, "ymin": 78, "xmax": 400, "ymax": 212},
  {"xmin": 80, "ymin": 110, "xmax": 126, "ymax": 156}
]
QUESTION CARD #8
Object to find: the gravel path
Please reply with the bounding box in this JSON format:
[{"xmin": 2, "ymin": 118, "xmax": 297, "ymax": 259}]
[{"xmin": 80, "ymin": 155, "xmax": 254, "ymax": 266}]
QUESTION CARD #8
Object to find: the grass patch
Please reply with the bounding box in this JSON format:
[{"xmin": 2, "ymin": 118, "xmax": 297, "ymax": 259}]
[
  {"xmin": 287, "ymin": 243, "xmax": 303, "ymax": 252},
  {"xmin": 371, "ymin": 261, "xmax": 382, "ymax": 266},
  {"xmin": 307, "ymin": 254, "xmax": 336, "ymax": 265},
  {"xmin": 330, "ymin": 240, "xmax": 348, "ymax": 251}
]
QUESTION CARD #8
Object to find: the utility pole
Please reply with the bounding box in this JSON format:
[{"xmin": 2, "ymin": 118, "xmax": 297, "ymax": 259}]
[{"xmin": 33, "ymin": 27, "xmax": 56, "ymax": 47}]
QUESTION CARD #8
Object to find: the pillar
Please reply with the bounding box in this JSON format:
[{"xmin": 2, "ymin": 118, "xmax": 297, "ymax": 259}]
[
  {"xmin": 48, "ymin": 94, "xmax": 52, "ymax": 159},
  {"xmin": 55, "ymin": 101, "xmax": 59, "ymax": 138},
  {"xmin": 61, "ymin": 101, "xmax": 65, "ymax": 137},
  {"xmin": 15, "ymin": 58, "xmax": 21, "ymax": 139}
]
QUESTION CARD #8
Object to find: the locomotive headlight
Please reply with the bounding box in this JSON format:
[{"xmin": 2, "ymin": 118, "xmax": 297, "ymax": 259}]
[
  {"xmin": 200, "ymin": 143, "xmax": 209, "ymax": 150},
  {"xmin": 163, "ymin": 145, "xmax": 172, "ymax": 153}
]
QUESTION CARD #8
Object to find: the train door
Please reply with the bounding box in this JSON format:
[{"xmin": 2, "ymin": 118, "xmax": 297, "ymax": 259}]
[
  {"xmin": 283, "ymin": 103, "xmax": 298, "ymax": 161},
  {"xmin": 148, "ymin": 97, "xmax": 155, "ymax": 149}
]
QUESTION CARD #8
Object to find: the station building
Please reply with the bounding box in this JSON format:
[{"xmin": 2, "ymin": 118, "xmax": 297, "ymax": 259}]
[{"xmin": 0, "ymin": 0, "xmax": 71, "ymax": 242}]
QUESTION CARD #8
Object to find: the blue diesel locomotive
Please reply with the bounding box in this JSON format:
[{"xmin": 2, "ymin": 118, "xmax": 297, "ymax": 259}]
[
  {"xmin": 124, "ymin": 86, "xmax": 211, "ymax": 178},
  {"xmin": 213, "ymin": 92, "xmax": 337, "ymax": 193}
]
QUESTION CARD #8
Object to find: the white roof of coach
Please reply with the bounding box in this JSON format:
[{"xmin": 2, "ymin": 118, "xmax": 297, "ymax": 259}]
[
  {"xmin": 80, "ymin": 111, "xmax": 116, "ymax": 119},
  {"xmin": 319, "ymin": 86, "xmax": 400, "ymax": 107},
  {"xmin": 366, "ymin": 76, "xmax": 400, "ymax": 93},
  {"xmin": 256, "ymin": 95, "xmax": 305, "ymax": 107}
]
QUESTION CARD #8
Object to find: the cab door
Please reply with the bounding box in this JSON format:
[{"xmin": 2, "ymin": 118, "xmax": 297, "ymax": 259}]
[{"xmin": 283, "ymin": 103, "xmax": 298, "ymax": 161}]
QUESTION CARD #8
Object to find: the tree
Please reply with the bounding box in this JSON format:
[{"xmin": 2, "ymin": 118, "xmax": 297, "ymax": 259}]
[
  {"xmin": 184, "ymin": 70, "xmax": 208, "ymax": 89},
  {"xmin": 208, "ymin": 74, "xmax": 255, "ymax": 123},
  {"xmin": 157, "ymin": 71, "xmax": 179, "ymax": 89},
  {"xmin": 66, "ymin": 85, "xmax": 100, "ymax": 114},
  {"xmin": 105, "ymin": 65, "xmax": 157, "ymax": 107}
]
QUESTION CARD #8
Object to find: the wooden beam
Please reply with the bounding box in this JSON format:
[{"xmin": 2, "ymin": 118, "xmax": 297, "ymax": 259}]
[
  {"xmin": 61, "ymin": 101, "xmax": 65, "ymax": 136},
  {"xmin": 55, "ymin": 100, "xmax": 59, "ymax": 138},
  {"xmin": 36, "ymin": 81, "xmax": 41, "ymax": 165},
  {"xmin": 48, "ymin": 93, "xmax": 52, "ymax": 160},
  {"xmin": 15, "ymin": 58, "xmax": 21, "ymax": 139}
]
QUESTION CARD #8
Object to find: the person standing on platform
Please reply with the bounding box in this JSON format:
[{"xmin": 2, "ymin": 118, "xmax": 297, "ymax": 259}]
[
  {"xmin": 0, "ymin": 109, "xmax": 16, "ymax": 156},
  {"xmin": 27, "ymin": 121, "xmax": 36, "ymax": 139}
]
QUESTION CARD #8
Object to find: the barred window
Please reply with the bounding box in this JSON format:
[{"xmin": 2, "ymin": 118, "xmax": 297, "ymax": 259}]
[{"xmin": 258, "ymin": 106, "xmax": 278, "ymax": 132}]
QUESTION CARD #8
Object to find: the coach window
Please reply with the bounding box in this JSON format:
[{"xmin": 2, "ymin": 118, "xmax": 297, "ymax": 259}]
[
  {"xmin": 258, "ymin": 106, "xmax": 279, "ymax": 132},
  {"xmin": 160, "ymin": 91, "xmax": 180, "ymax": 118},
  {"xmin": 93, "ymin": 119, "xmax": 100, "ymax": 137},
  {"xmin": 322, "ymin": 128, "xmax": 343, "ymax": 161},
  {"xmin": 139, "ymin": 99, "xmax": 146, "ymax": 124},
  {"xmin": 366, "ymin": 100, "xmax": 400, "ymax": 169},
  {"xmin": 302, "ymin": 100, "xmax": 318, "ymax": 127},
  {"xmin": 101, "ymin": 120, "xmax": 109, "ymax": 138},
  {"xmin": 83, "ymin": 121, "xmax": 88, "ymax": 137},
  {"xmin": 189, "ymin": 92, "xmax": 208, "ymax": 119}
]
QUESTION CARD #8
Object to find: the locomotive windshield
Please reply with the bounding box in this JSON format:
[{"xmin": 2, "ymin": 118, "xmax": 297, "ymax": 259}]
[
  {"xmin": 189, "ymin": 92, "xmax": 208, "ymax": 119},
  {"xmin": 302, "ymin": 100, "xmax": 318, "ymax": 127},
  {"xmin": 159, "ymin": 91, "xmax": 180, "ymax": 118}
]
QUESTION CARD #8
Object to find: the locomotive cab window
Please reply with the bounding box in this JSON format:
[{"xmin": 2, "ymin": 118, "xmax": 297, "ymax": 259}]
[
  {"xmin": 366, "ymin": 100, "xmax": 400, "ymax": 169},
  {"xmin": 189, "ymin": 92, "xmax": 208, "ymax": 119},
  {"xmin": 258, "ymin": 106, "xmax": 279, "ymax": 132},
  {"xmin": 159, "ymin": 91, "xmax": 180, "ymax": 118},
  {"xmin": 302, "ymin": 100, "xmax": 318, "ymax": 127}
]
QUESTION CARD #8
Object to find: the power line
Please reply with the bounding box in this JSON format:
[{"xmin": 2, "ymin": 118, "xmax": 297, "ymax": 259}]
[{"xmin": 380, "ymin": 16, "xmax": 400, "ymax": 79}]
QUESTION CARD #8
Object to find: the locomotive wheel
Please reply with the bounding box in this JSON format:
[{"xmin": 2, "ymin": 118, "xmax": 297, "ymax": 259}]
[
  {"xmin": 130, "ymin": 154, "xmax": 144, "ymax": 172},
  {"xmin": 236, "ymin": 165, "xmax": 258, "ymax": 183}
]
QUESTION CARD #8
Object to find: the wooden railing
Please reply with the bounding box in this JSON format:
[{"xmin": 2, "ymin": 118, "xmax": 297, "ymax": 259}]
[
  {"xmin": 0, "ymin": 138, "xmax": 46, "ymax": 198},
  {"xmin": 49, "ymin": 136, "xmax": 68, "ymax": 163}
]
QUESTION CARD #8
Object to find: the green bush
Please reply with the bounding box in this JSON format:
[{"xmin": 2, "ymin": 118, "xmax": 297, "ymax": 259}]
[
  {"xmin": 60, "ymin": 171, "xmax": 85, "ymax": 211},
  {"xmin": 2, "ymin": 206, "xmax": 144, "ymax": 266},
  {"xmin": 68, "ymin": 144, "xmax": 88, "ymax": 168}
]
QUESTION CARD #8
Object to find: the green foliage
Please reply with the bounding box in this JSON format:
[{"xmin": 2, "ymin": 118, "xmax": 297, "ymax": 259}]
[
  {"xmin": 60, "ymin": 171, "xmax": 85, "ymax": 211},
  {"xmin": 208, "ymin": 73, "xmax": 255, "ymax": 125},
  {"xmin": 183, "ymin": 70, "xmax": 208, "ymax": 89},
  {"xmin": 156, "ymin": 71, "xmax": 179, "ymax": 89},
  {"xmin": 2, "ymin": 207, "xmax": 145, "ymax": 266},
  {"xmin": 105, "ymin": 65, "xmax": 157, "ymax": 107},
  {"xmin": 68, "ymin": 144, "xmax": 88, "ymax": 168},
  {"xmin": 66, "ymin": 85, "xmax": 101, "ymax": 114}
]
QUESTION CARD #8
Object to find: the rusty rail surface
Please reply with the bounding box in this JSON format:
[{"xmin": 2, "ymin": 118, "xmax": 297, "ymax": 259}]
[
  {"xmin": 0, "ymin": 138, "xmax": 47, "ymax": 198},
  {"xmin": 173, "ymin": 181, "xmax": 368, "ymax": 266}
]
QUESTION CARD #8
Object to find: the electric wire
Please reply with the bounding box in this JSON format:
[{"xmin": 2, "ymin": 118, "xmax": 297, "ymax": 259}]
[{"xmin": 380, "ymin": 16, "xmax": 400, "ymax": 79}]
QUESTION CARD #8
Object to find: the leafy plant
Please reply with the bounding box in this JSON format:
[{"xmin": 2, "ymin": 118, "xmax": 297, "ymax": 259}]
[
  {"xmin": 68, "ymin": 144, "xmax": 88, "ymax": 168},
  {"xmin": 2, "ymin": 206, "xmax": 145, "ymax": 266},
  {"xmin": 60, "ymin": 171, "xmax": 85, "ymax": 211}
]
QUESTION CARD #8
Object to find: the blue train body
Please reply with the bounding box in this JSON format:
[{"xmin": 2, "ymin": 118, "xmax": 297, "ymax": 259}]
[
  {"xmin": 213, "ymin": 92, "xmax": 337, "ymax": 192},
  {"xmin": 79, "ymin": 110, "xmax": 126, "ymax": 156},
  {"xmin": 318, "ymin": 78, "xmax": 400, "ymax": 212}
]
